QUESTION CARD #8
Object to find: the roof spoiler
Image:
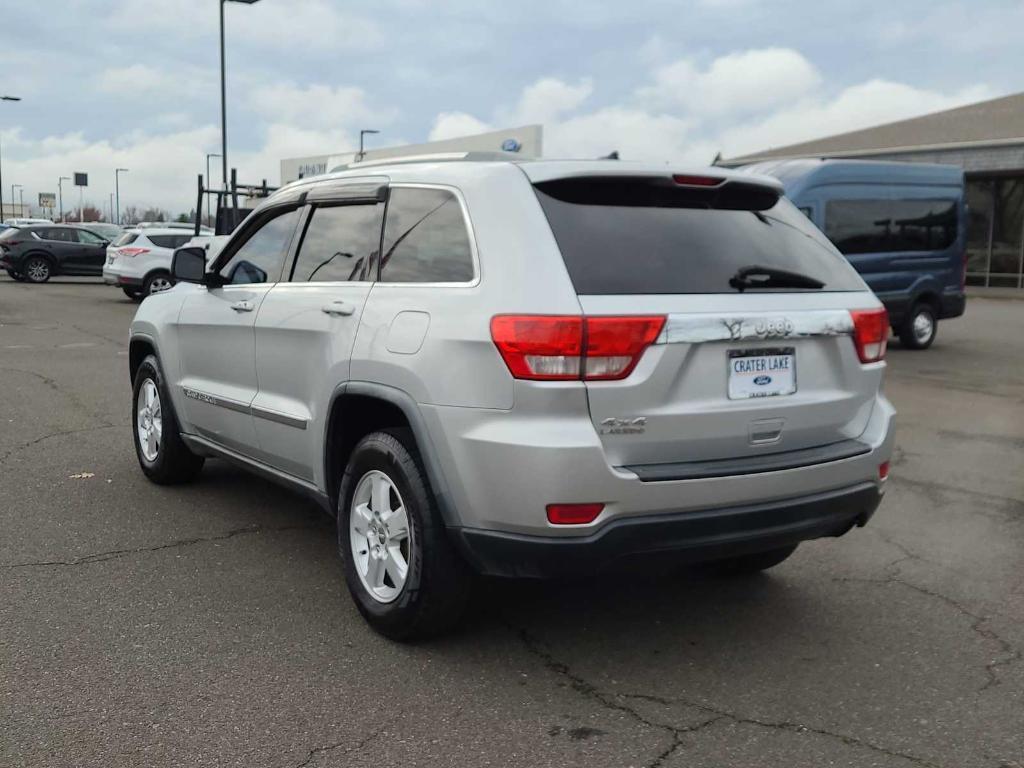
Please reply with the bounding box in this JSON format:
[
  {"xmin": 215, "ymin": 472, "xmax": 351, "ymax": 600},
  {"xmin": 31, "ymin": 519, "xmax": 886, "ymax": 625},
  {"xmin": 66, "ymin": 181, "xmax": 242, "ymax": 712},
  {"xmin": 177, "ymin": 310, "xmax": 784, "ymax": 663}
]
[{"xmin": 533, "ymin": 174, "xmax": 782, "ymax": 212}]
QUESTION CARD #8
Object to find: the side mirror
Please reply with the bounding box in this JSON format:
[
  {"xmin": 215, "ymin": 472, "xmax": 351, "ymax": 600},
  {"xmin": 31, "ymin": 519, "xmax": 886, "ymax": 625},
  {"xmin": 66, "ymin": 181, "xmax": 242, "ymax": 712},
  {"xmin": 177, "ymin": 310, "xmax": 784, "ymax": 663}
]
[{"xmin": 171, "ymin": 247, "xmax": 210, "ymax": 284}]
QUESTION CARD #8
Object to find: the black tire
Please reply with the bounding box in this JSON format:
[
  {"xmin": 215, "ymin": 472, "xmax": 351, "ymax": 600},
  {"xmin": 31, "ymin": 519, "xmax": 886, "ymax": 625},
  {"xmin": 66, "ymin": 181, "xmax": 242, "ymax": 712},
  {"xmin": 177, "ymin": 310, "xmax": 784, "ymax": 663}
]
[
  {"xmin": 6, "ymin": 269, "xmax": 26, "ymax": 282},
  {"xmin": 898, "ymin": 302, "xmax": 937, "ymax": 350},
  {"xmin": 338, "ymin": 429, "xmax": 471, "ymax": 641},
  {"xmin": 122, "ymin": 286, "xmax": 143, "ymax": 301},
  {"xmin": 23, "ymin": 255, "xmax": 52, "ymax": 283},
  {"xmin": 132, "ymin": 354, "xmax": 204, "ymax": 484},
  {"xmin": 142, "ymin": 270, "xmax": 174, "ymax": 297},
  {"xmin": 702, "ymin": 545, "xmax": 798, "ymax": 577}
]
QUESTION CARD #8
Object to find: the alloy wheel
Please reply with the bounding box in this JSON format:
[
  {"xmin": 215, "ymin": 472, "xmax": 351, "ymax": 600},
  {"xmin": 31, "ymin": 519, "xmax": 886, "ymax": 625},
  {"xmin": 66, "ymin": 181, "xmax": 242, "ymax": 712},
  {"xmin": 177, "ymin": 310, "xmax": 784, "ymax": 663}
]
[
  {"xmin": 349, "ymin": 470, "xmax": 412, "ymax": 603},
  {"xmin": 26, "ymin": 259, "xmax": 50, "ymax": 282},
  {"xmin": 136, "ymin": 379, "xmax": 163, "ymax": 462},
  {"xmin": 148, "ymin": 276, "xmax": 173, "ymax": 295},
  {"xmin": 913, "ymin": 310, "xmax": 935, "ymax": 344}
]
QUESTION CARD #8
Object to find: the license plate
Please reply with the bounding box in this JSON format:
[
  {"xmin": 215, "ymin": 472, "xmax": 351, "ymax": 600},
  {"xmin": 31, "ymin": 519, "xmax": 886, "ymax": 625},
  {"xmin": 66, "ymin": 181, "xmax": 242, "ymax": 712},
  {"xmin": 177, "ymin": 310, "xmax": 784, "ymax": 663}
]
[{"xmin": 727, "ymin": 348, "xmax": 796, "ymax": 400}]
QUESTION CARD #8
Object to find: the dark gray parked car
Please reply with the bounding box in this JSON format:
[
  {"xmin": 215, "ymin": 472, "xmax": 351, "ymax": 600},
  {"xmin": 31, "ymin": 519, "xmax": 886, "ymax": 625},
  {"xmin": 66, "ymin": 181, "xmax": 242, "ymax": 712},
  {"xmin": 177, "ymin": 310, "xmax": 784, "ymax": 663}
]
[{"xmin": 0, "ymin": 224, "xmax": 111, "ymax": 283}]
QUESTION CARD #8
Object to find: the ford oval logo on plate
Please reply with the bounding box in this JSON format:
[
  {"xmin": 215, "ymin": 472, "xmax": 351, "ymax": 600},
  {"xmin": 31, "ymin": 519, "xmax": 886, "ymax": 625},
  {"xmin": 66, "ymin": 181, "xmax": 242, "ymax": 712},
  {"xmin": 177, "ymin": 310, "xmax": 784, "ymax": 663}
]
[{"xmin": 753, "ymin": 375, "xmax": 772, "ymax": 386}]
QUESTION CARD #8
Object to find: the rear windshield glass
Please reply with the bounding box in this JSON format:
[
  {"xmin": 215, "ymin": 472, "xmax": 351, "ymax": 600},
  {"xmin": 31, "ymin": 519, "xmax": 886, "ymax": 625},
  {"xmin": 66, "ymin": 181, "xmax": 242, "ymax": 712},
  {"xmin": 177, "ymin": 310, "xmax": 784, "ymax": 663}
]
[
  {"xmin": 113, "ymin": 232, "xmax": 138, "ymax": 247},
  {"xmin": 534, "ymin": 180, "xmax": 866, "ymax": 295}
]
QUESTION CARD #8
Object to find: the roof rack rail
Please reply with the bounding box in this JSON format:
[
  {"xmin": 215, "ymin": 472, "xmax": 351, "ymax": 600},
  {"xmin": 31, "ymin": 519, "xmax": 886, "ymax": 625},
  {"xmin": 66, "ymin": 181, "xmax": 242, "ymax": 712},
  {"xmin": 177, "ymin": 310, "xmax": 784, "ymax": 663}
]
[{"xmin": 328, "ymin": 151, "xmax": 521, "ymax": 173}]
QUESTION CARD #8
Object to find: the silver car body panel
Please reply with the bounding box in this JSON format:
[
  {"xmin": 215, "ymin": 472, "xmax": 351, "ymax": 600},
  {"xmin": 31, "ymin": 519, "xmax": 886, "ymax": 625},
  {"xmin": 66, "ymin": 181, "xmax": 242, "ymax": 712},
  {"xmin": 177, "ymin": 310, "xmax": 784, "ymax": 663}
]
[{"xmin": 130, "ymin": 158, "xmax": 895, "ymax": 540}]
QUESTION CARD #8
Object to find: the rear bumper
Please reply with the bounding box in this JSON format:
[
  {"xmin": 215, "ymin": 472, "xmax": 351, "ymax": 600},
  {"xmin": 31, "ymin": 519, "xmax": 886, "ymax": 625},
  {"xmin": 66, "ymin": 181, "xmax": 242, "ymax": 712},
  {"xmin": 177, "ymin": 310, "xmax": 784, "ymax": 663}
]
[
  {"xmin": 453, "ymin": 482, "xmax": 881, "ymax": 578},
  {"xmin": 103, "ymin": 265, "xmax": 142, "ymax": 287}
]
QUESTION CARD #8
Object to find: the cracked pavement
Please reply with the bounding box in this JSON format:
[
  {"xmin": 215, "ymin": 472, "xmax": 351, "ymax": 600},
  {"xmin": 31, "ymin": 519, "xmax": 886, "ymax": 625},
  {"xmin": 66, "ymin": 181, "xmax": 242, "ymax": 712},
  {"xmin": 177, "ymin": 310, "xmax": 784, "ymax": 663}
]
[{"xmin": 2, "ymin": 277, "xmax": 1022, "ymax": 767}]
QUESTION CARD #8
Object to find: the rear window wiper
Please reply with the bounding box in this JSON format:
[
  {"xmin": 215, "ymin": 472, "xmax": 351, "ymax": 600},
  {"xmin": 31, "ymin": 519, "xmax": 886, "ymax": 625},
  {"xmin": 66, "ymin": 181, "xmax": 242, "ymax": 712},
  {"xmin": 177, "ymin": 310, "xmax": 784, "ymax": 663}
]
[{"xmin": 729, "ymin": 265, "xmax": 825, "ymax": 292}]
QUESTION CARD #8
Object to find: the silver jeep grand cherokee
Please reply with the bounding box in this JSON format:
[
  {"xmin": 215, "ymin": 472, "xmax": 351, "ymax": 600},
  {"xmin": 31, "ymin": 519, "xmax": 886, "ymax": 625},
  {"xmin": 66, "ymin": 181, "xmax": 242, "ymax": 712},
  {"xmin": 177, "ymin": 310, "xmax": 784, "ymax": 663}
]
[{"xmin": 129, "ymin": 157, "xmax": 895, "ymax": 639}]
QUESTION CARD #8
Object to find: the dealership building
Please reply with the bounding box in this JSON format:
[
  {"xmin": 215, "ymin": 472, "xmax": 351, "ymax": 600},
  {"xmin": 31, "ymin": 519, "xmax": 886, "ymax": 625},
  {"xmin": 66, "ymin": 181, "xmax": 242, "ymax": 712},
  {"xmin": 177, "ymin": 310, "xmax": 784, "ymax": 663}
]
[
  {"xmin": 726, "ymin": 92, "xmax": 1024, "ymax": 288},
  {"xmin": 280, "ymin": 124, "xmax": 542, "ymax": 185}
]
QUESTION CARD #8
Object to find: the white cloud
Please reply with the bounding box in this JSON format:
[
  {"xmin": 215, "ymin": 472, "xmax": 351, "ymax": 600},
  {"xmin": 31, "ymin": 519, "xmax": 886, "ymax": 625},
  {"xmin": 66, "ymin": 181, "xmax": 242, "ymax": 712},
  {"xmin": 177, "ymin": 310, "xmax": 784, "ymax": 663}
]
[
  {"xmin": 640, "ymin": 48, "xmax": 822, "ymax": 115},
  {"xmin": 98, "ymin": 65, "xmax": 174, "ymax": 94},
  {"xmin": 428, "ymin": 112, "xmax": 493, "ymax": 141},
  {"xmin": 719, "ymin": 79, "xmax": 996, "ymax": 157},
  {"xmin": 504, "ymin": 78, "xmax": 593, "ymax": 125},
  {"xmin": 247, "ymin": 83, "xmax": 394, "ymax": 132},
  {"xmin": 546, "ymin": 107, "xmax": 706, "ymax": 163}
]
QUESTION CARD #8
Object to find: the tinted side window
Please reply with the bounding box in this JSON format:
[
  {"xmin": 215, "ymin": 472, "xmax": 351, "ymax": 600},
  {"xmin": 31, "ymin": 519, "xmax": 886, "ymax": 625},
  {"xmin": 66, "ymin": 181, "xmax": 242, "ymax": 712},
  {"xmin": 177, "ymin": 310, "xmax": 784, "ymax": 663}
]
[
  {"xmin": 825, "ymin": 199, "xmax": 958, "ymax": 255},
  {"xmin": 39, "ymin": 228, "xmax": 73, "ymax": 242},
  {"xmin": 291, "ymin": 204, "xmax": 383, "ymax": 282},
  {"xmin": 148, "ymin": 234, "xmax": 193, "ymax": 249},
  {"xmin": 113, "ymin": 232, "xmax": 138, "ymax": 247},
  {"xmin": 380, "ymin": 188, "xmax": 474, "ymax": 283},
  {"xmin": 77, "ymin": 230, "xmax": 106, "ymax": 245},
  {"xmin": 220, "ymin": 208, "xmax": 301, "ymax": 285}
]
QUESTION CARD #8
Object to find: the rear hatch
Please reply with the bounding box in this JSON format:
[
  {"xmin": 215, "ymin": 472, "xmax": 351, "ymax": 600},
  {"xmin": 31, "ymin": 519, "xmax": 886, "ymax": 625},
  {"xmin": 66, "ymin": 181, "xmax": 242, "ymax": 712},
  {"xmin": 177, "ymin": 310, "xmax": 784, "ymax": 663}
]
[{"xmin": 531, "ymin": 173, "xmax": 885, "ymax": 470}]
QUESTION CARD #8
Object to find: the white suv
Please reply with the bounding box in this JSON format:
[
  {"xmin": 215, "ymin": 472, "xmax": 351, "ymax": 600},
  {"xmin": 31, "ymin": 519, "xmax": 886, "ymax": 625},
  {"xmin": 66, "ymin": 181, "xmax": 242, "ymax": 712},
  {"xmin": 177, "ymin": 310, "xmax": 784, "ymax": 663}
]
[
  {"xmin": 104, "ymin": 227, "xmax": 211, "ymax": 299},
  {"xmin": 128, "ymin": 157, "xmax": 895, "ymax": 639}
]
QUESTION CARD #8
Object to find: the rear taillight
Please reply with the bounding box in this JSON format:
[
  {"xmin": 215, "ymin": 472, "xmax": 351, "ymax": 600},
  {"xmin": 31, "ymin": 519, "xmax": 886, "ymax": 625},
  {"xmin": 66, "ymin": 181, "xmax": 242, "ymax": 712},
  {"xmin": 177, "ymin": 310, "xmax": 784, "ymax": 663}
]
[
  {"xmin": 490, "ymin": 315, "xmax": 665, "ymax": 381},
  {"xmin": 118, "ymin": 247, "xmax": 150, "ymax": 257},
  {"xmin": 849, "ymin": 308, "xmax": 889, "ymax": 363}
]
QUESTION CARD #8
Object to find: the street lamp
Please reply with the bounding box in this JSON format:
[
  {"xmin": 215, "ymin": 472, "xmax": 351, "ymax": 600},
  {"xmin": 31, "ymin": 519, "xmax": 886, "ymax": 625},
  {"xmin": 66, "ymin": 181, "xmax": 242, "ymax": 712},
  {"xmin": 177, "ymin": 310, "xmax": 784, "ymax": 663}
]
[
  {"xmin": 358, "ymin": 129, "xmax": 379, "ymax": 162},
  {"xmin": 58, "ymin": 176, "xmax": 71, "ymax": 222},
  {"xmin": 115, "ymin": 168, "xmax": 129, "ymax": 225},
  {"xmin": 220, "ymin": 0, "xmax": 262, "ymax": 192},
  {"xmin": 11, "ymin": 184, "xmax": 21, "ymax": 219},
  {"xmin": 0, "ymin": 95, "xmax": 21, "ymax": 224},
  {"xmin": 206, "ymin": 152, "xmax": 222, "ymax": 224}
]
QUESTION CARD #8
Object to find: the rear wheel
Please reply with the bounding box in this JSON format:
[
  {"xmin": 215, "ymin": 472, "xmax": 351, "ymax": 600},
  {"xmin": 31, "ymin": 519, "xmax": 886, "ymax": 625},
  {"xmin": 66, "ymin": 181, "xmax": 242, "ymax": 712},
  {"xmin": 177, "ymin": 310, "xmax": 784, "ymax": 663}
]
[
  {"xmin": 701, "ymin": 545, "xmax": 798, "ymax": 577},
  {"xmin": 898, "ymin": 302, "xmax": 937, "ymax": 350},
  {"xmin": 143, "ymin": 270, "xmax": 174, "ymax": 297},
  {"xmin": 132, "ymin": 354, "xmax": 204, "ymax": 484},
  {"xmin": 6, "ymin": 269, "xmax": 25, "ymax": 282},
  {"xmin": 23, "ymin": 256, "xmax": 52, "ymax": 283},
  {"xmin": 122, "ymin": 286, "xmax": 143, "ymax": 301},
  {"xmin": 338, "ymin": 429, "xmax": 471, "ymax": 641}
]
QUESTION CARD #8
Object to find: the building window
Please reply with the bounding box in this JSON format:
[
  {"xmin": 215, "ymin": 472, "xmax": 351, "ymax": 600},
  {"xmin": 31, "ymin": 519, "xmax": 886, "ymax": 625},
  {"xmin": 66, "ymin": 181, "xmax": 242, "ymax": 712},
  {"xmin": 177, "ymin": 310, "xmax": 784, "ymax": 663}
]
[
  {"xmin": 990, "ymin": 179, "xmax": 1024, "ymax": 288},
  {"xmin": 965, "ymin": 180, "xmax": 993, "ymax": 286}
]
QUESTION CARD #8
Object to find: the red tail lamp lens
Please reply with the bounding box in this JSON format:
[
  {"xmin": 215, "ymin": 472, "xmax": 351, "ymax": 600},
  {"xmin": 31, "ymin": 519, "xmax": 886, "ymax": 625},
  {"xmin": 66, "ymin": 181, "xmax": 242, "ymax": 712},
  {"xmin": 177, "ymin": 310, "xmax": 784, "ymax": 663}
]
[
  {"xmin": 546, "ymin": 503, "xmax": 605, "ymax": 525},
  {"xmin": 849, "ymin": 308, "xmax": 889, "ymax": 363}
]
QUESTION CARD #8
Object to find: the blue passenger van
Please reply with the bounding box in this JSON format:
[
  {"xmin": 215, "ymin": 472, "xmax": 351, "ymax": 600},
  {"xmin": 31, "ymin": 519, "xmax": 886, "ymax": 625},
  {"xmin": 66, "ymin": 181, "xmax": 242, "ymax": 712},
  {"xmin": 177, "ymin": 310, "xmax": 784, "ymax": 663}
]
[{"xmin": 744, "ymin": 159, "xmax": 966, "ymax": 349}]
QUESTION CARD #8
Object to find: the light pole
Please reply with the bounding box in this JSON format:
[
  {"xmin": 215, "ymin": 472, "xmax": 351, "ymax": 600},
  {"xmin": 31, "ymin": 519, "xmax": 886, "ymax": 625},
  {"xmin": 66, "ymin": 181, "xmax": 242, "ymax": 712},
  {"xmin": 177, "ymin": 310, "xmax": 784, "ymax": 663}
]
[
  {"xmin": 206, "ymin": 152, "xmax": 221, "ymax": 224},
  {"xmin": 109, "ymin": 193, "xmax": 114, "ymax": 223},
  {"xmin": 11, "ymin": 184, "xmax": 21, "ymax": 219},
  {"xmin": 358, "ymin": 129, "xmax": 379, "ymax": 162},
  {"xmin": 58, "ymin": 176, "xmax": 70, "ymax": 222},
  {"xmin": 220, "ymin": 0, "xmax": 261, "ymax": 193},
  {"xmin": 0, "ymin": 95, "xmax": 22, "ymax": 224},
  {"xmin": 115, "ymin": 168, "xmax": 129, "ymax": 225}
]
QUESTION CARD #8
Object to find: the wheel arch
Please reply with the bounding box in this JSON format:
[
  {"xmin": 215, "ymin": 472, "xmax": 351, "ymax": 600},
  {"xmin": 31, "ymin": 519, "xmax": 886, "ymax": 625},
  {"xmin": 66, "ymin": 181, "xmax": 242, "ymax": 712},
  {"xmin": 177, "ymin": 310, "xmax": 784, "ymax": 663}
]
[
  {"xmin": 128, "ymin": 334, "xmax": 159, "ymax": 383},
  {"xmin": 324, "ymin": 382, "xmax": 461, "ymax": 527}
]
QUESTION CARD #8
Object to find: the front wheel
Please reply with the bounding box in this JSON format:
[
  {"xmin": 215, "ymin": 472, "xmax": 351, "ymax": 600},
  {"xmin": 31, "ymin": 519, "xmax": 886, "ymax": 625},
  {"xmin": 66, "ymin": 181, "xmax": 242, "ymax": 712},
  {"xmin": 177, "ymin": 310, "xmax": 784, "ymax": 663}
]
[
  {"xmin": 898, "ymin": 302, "xmax": 937, "ymax": 350},
  {"xmin": 132, "ymin": 354, "xmax": 204, "ymax": 484},
  {"xmin": 338, "ymin": 430, "xmax": 471, "ymax": 641},
  {"xmin": 23, "ymin": 256, "xmax": 52, "ymax": 283}
]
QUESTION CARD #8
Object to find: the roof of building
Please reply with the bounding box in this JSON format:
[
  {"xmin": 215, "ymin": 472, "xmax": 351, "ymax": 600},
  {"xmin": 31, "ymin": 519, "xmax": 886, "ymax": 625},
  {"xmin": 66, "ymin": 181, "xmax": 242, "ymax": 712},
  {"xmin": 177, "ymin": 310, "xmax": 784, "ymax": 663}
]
[{"xmin": 724, "ymin": 91, "xmax": 1024, "ymax": 165}]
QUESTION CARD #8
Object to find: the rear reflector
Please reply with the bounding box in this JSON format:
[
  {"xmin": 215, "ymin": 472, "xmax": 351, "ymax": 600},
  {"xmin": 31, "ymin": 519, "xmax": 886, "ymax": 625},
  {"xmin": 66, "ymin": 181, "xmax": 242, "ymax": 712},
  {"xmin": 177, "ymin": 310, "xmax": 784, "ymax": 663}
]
[
  {"xmin": 849, "ymin": 308, "xmax": 889, "ymax": 363},
  {"xmin": 546, "ymin": 503, "xmax": 604, "ymax": 525},
  {"xmin": 878, "ymin": 461, "xmax": 890, "ymax": 481},
  {"xmin": 491, "ymin": 315, "xmax": 665, "ymax": 381}
]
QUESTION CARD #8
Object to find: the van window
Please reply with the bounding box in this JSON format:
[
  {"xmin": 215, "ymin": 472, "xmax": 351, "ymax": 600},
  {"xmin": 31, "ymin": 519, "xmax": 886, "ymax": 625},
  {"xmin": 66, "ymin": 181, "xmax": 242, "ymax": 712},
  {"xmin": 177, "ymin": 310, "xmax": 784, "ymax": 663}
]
[
  {"xmin": 380, "ymin": 188, "xmax": 474, "ymax": 283},
  {"xmin": 291, "ymin": 204, "xmax": 383, "ymax": 282},
  {"xmin": 535, "ymin": 182, "xmax": 865, "ymax": 294},
  {"xmin": 825, "ymin": 199, "xmax": 958, "ymax": 255}
]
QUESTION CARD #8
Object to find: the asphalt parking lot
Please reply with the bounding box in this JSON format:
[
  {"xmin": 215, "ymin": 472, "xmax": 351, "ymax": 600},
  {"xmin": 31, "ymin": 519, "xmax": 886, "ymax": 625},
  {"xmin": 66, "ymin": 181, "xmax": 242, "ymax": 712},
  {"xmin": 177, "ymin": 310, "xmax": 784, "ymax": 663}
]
[{"xmin": 1, "ymin": 277, "xmax": 1022, "ymax": 768}]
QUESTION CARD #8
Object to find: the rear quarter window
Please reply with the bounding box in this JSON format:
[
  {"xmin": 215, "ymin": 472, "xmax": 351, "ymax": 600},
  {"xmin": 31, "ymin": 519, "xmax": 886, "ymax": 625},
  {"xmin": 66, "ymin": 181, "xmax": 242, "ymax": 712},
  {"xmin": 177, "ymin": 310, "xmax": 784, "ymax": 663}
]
[
  {"xmin": 147, "ymin": 234, "xmax": 191, "ymax": 249},
  {"xmin": 534, "ymin": 179, "xmax": 865, "ymax": 295},
  {"xmin": 113, "ymin": 232, "xmax": 138, "ymax": 247}
]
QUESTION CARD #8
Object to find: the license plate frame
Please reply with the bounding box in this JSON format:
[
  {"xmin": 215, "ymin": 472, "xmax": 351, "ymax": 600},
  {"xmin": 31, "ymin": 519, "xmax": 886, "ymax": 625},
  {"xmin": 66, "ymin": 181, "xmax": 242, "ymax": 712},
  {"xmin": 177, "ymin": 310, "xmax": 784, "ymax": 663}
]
[{"xmin": 727, "ymin": 347, "xmax": 797, "ymax": 400}]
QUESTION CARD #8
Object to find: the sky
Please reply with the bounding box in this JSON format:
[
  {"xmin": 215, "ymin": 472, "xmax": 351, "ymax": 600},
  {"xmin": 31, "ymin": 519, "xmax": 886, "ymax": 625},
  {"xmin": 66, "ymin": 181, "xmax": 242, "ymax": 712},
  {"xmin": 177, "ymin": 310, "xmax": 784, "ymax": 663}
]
[{"xmin": 1, "ymin": 0, "xmax": 1021, "ymax": 217}]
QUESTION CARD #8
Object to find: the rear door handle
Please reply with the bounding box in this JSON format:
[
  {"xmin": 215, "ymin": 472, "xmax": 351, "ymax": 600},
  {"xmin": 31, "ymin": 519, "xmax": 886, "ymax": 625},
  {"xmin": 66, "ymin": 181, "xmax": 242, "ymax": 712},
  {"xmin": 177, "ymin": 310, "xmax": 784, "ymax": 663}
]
[
  {"xmin": 230, "ymin": 300, "xmax": 255, "ymax": 312},
  {"xmin": 321, "ymin": 301, "xmax": 356, "ymax": 317}
]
